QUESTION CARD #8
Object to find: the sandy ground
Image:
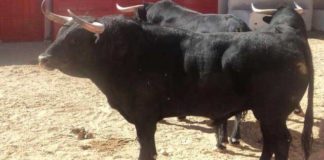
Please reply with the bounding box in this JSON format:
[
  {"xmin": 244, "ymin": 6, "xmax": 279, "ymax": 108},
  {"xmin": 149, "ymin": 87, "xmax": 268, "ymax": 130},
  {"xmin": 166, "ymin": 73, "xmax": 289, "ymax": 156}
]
[{"xmin": 0, "ymin": 33, "xmax": 323, "ymax": 160}]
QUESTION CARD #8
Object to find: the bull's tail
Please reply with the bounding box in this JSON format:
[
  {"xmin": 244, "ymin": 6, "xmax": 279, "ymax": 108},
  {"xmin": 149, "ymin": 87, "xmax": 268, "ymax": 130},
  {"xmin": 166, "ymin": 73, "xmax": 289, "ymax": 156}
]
[{"xmin": 301, "ymin": 44, "xmax": 314, "ymax": 160}]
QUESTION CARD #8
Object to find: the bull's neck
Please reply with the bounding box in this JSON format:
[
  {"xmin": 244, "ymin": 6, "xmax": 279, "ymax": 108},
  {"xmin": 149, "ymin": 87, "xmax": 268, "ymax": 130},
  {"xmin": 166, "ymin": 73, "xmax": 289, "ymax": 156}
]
[
  {"xmin": 168, "ymin": 3, "xmax": 200, "ymax": 17},
  {"xmin": 87, "ymin": 24, "xmax": 189, "ymax": 96},
  {"xmin": 142, "ymin": 25, "xmax": 189, "ymax": 54}
]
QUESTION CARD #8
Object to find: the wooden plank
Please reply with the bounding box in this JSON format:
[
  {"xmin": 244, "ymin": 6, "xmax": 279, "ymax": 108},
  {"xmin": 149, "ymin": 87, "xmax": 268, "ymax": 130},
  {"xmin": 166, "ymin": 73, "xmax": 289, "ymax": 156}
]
[
  {"xmin": 0, "ymin": 0, "xmax": 44, "ymax": 42},
  {"xmin": 51, "ymin": 0, "xmax": 218, "ymax": 37}
]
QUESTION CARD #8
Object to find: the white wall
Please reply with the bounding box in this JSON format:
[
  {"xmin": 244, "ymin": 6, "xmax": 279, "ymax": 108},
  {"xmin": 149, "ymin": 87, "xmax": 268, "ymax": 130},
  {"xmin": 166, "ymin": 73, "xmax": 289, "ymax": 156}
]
[
  {"xmin": 218, "ymin": 0, "xmax": 316, "ymax": 31},
  {"xmin": 313, "ymin": 0, "xmax": 324, "ymax": 31}
]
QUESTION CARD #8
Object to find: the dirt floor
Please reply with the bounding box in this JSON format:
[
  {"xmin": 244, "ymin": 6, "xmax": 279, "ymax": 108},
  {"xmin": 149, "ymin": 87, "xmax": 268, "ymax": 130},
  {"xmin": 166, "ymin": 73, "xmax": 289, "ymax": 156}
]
[{"xmin": 0, "ymin": 32, "xmax": 323, "ymax": 160}]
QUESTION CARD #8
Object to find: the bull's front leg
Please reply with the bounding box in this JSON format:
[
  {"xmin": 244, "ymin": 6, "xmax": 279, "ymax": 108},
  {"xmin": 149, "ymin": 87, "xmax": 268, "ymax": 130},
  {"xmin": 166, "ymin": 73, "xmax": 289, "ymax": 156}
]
[{"xmin": 135, "ymin": 122, "xmax": 157, "ymax": 160}]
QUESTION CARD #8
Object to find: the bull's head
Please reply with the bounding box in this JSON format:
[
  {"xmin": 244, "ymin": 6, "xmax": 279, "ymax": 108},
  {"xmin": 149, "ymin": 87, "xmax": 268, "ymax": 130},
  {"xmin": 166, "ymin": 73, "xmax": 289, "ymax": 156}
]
[
  {"xmin": 252, "ymin": 2, "xmax": 304, "ymax": 15},
  {"xmin": 116, "ymin": 0, "xmax": 175, "ymax": 23},
  {"xmin": 250, "ymin": 1, "xmax": 306, "ymax": 36},
  {"xmin": 251, "ymin": 2, "xmax": 304, "ymax": 24},
  {"xmin": 116, "ymin": 3, "xmax": 150, "ymax": 22},
  {"xmin": 39, "ymin": 0, "xmax": 106, "ymax": 77}
]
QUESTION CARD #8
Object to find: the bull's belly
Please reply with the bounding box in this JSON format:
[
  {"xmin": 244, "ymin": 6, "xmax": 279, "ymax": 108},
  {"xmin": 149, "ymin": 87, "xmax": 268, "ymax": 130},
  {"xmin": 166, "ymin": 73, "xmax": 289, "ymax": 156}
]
[
  {"xmin": 160, "ymin": 90, "xmax": 247, "ymax": 119},
  {"xmin": 159, "ymin": 70, "xmax": 308, "ymax": 120}
]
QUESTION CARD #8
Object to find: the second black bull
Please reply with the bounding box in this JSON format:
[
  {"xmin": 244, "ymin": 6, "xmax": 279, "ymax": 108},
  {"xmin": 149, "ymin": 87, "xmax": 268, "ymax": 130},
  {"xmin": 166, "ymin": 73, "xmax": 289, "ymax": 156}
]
[{"xmin": 117, "ymin": 0, "xmax": 250, "ymax": 149}]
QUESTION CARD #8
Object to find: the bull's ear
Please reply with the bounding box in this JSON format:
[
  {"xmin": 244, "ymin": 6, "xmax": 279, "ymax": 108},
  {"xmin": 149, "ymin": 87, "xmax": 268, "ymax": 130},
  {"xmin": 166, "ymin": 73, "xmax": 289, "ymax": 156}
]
[
  {"xmin": 263, "ymin": 16, "xmax": 272, "ymax": 24},
  {"xmin": 137, "ymin": 6, "xmax": 147, "ymax": 21},
  {"xmin": 136, "ymin": 3, "xmax": 153, "ymax": 22}
]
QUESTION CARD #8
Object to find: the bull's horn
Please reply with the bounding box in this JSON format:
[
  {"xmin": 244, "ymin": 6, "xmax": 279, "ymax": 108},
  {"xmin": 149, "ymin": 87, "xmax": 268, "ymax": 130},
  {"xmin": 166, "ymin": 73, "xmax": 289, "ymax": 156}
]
[
  {"xmin": 116, "ymin": 3, "xmax": 144, "ymax": 13},
  {"xmin": 294, "ymin": 2, "xmax": 304, "ymax": 14},
  {"xmin": 41, "ymin": 0, "xmax": 72, "ymax": 24},
  {"xmin": 67, "ymin": 9, "xmax": 105, "ymax": 34},
  {"xmin": 251, "ymin": 3, "xmax": 277, "ymax": 15}
]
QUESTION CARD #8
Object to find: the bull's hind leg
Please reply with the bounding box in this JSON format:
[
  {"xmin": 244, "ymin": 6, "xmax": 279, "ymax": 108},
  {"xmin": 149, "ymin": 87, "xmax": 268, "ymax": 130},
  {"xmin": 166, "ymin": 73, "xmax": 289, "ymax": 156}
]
[
  {"xmin": 229, "ymin": 113, "xmax": 242, "ymax": 144},
  {"xmin": 215, "ymin": 120, "xmax": 228, "ymax": 150},
  {"xmin": 135, "ymin": 122, "xmax": 157, "ymax": 160},
  {"xmin": 177, "ymin": 116, "xmax": 186, "ymax": 121},
  {"xmin": 259, "ymin": 119, "xmax": 291, "ymax": 160},
  {"xmin": 294, "ymin": 104, "xmax": 303, "ymax": 114}
]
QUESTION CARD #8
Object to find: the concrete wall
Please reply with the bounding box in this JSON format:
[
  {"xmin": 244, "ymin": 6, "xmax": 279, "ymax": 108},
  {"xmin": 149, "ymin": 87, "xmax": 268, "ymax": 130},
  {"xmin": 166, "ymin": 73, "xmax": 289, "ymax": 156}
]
[
  {"xmin": 218, "ymin": 0, "xmax": 323, "ymax": 31},
  {"xmin": 313, "ymin": 0, "xmax": 324, "ymax": 31}
]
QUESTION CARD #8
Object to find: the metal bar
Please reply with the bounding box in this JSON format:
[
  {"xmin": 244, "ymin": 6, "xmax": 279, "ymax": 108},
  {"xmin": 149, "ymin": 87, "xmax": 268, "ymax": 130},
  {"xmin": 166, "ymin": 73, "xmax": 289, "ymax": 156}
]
[
  {"xmin": 218, "ymin": 0, "xmax": 228, "ymax": 14},
  {"xmin": 44, "ymin": 0, "xmax": 52, "ymax": 41}
]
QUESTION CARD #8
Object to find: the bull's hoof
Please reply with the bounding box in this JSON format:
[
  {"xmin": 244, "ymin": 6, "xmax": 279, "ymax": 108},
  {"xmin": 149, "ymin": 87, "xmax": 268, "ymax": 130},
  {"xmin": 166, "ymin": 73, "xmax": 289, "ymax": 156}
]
[
  {"xmin": 158, "ymin": 119, "xmax": 167, "ymax": 123},
  {"xmin": 138, "ymin": 155, "xmax": 157, "ymax": 160},
  {"xmin": 294, "ymin": 108, "xmax": 303, "ymax": 114},
  {"xmin": 206, "ymin": 120, "xmax": 215, "ymax": 126},
  {"xmin": 222, "ymin": 139, "xmax": 229, "ymax": 144},
  {"xmin": 257, "ymin": 138, "xmax": 263, "ymax": 144},
  {"xmin": 177, "ymin": 116, "xmax": 186, "ymax": 121},
  {"xmin": 229, "ymin": 138, "xmax": 240, "ymax": 145},
  {"xmin": 216, "ymin": 144, "xmax": 226, "ymax": 150}
]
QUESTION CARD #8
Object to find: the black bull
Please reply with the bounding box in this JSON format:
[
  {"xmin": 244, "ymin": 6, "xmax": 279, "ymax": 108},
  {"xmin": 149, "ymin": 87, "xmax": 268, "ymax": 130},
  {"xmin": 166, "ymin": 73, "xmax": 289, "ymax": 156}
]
[
  {"xmin": 39, "ymin": 4, "xmax": 314, "ymax": 160},
  {"xmin": 134, "ymin": 0, "xmax": 250, "ymax": 33},
  {"xmin": 117, "ymin": 0, "xmax": 251, "ymax": 149}
]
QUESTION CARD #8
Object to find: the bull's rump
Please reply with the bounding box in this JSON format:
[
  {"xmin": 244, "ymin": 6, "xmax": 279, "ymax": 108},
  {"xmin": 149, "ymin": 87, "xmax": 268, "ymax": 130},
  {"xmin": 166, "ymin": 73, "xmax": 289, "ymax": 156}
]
[{"xmin": 158, "ymin": 32, "xmax": 309, "ymax": 118}]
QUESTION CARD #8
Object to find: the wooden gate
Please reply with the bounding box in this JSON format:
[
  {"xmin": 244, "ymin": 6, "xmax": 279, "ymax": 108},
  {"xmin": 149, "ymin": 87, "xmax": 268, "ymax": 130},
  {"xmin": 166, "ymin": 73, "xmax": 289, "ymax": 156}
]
[
  {"xmin": 0, "ymin": 0, "xmax": 218, "ymax": 42},
  {"xmin": 0, "ymin": 0, "xmax": 44, "ymax": 42},
  {"xmin": 52, "ymin": 0, "xmax": 218, "ymax": 37}
]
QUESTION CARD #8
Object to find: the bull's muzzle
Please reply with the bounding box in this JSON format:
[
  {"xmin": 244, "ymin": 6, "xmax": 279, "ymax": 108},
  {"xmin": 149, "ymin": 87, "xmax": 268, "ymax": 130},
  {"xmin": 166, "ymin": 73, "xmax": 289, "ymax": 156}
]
[{"xmin": 38, "ymin": 53, "xmax": 54, "ymax": 70}]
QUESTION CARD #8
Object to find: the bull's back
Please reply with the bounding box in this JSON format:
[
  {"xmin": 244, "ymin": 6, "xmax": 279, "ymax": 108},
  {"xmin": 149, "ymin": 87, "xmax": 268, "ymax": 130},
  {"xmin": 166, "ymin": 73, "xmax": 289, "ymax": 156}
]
[
  {"xmin": 193, "ymin": 15, "xmax": 250, "ymax": 33},
  {"xmin": 161, "ymin": 14, "xmax": 250, "ymax": 34}
]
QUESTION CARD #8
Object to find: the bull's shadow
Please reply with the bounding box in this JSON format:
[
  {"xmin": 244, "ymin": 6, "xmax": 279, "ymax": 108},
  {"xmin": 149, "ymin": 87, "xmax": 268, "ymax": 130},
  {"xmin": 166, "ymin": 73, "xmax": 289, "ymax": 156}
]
[
  {"xmin": 160, "ymin": 118, "xmax": 264, "ymax": 149},
  {"xmin": 160, "ymin": 117, "xmax": 312, "ymax": 159},
  {"xmin": 309, "ymin": 119, "xmax": 324, "ymax": 160}
]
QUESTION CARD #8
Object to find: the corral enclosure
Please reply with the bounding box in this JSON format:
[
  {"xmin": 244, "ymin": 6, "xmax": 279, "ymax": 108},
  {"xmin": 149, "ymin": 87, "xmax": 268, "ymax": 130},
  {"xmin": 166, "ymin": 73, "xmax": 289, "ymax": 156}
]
[
  {"xmin": 0, "ymin": 0, "xmax": 218, "ymax": 42},
  {"xmin": 0, "ymin": 33, "xmax": 323, "ymax": 159}
]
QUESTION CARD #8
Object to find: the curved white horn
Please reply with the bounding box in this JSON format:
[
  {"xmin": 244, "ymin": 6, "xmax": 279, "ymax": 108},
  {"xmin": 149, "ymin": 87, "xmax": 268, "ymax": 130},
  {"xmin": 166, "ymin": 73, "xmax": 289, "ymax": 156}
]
[
  {"xmin": 251, "ymin": 3, "xmax": 277, "ymax": 15},
  {"xmin": 116, "ymin": 3, "xmax": 144, "ymax": 13},
  {"xmin": 294, "ymin": 2, "xmax": 304, "ymax": 14},
  {"xmin": 67, "ymin": 9, "xmax": 105, "ymax": 34},
  {"xmin": 41, "ymin": 0, "xmax": 72, "ymax": 24}
]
